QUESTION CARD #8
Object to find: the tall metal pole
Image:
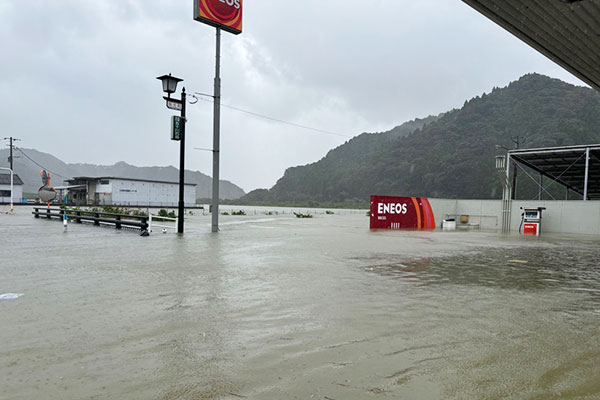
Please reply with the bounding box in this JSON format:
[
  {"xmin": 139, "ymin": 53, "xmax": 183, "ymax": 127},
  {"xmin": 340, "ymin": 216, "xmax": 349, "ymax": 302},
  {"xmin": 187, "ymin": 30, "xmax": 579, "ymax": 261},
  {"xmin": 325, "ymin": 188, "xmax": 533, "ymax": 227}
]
[
  {"xmin": 211, "ymin": 27, "xmax": 221, "ymax": 233},
  {"xmin": 502, "ymin": 153, "xmax": 512, "ymax": 233},
  {"xmin": 10, "ymin": 169, "xmax": 13, "ymax": 214},
  {"xmin": 177, "ymin": 88, "xmax": 187, "ymax": 234},
  {"xmin": 510, "ymin": 136, "xmax": 520, "ymax": 200},
  {"xmin": 583, "ymin": 147, "xmax": 590, "ymax": 201}
]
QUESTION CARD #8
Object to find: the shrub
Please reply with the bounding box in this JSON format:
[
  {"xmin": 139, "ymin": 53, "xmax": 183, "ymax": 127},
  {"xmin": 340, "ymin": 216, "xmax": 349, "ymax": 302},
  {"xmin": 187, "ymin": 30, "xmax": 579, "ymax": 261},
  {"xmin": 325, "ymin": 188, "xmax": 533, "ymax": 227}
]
[{"xmin": 294, "ymin": 212, "xmax": 313, "ymax": 218}]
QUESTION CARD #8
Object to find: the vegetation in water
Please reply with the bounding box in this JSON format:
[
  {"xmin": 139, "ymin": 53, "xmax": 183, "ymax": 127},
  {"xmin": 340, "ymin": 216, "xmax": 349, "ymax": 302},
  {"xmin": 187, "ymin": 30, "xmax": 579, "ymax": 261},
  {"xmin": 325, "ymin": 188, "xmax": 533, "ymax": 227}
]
[
  {"xmin": 158, "ymin": 209, "xmax": 176, "ymax": 219},
  {"xmin": 294, "ymin": 212, "xmax": 313, "ymax": 218},
  {"xmin": 218, "ymin": 198, "xmax": 369, "ymax": 210}
]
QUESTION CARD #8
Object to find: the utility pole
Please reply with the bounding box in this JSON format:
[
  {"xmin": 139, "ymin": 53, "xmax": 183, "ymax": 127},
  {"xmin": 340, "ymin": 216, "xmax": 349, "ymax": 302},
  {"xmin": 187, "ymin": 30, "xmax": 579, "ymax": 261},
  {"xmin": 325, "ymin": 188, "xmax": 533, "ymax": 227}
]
[{"xmin": 3, "ymin": 137, "xmax": 20, "ymax": 170}]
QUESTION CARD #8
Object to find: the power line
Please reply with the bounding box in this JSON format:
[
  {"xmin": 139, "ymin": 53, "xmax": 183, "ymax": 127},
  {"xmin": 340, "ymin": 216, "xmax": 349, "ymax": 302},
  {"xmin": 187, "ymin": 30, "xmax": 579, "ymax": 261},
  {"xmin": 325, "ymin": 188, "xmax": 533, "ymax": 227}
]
[
  {"xmin": 14, "ymin": 147, "xmax": 69, "ymax": 180},
  {"xmin": 193, "ymin": 94, "xmax": 351, "ymax": 138}
]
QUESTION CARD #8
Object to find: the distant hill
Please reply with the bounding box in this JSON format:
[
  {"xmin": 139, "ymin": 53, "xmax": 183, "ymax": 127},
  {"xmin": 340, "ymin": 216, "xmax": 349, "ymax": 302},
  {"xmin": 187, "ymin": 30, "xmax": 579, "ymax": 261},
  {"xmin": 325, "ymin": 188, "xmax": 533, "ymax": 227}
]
[
  {"xmin": 0, "ymin": 148, "xmax": 245, "ymax": 200},
  {"xmin": 241, "ymin": 73, "xmax": 600, "ymax": 204},
  {"xmin": 241, "ymin": 115, "xmax": 439, "ymax": 205}
]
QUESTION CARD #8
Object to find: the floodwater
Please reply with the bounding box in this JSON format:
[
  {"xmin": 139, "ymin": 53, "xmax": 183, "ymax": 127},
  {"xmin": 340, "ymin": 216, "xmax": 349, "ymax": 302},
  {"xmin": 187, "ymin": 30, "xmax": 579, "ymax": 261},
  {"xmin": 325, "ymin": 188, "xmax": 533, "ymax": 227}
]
[{"xmin": 1, "ymin": 206, "xmax": 600, "ymax": 399}]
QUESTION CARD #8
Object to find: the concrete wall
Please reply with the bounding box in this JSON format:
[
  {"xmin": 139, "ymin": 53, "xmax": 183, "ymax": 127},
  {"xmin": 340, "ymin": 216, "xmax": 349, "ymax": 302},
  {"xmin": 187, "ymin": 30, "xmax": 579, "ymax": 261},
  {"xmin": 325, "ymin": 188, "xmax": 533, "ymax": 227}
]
[
  {"xmin": 428, "ymin": 198, "xmax": 600, "ymax": 235},
  {"xmin": 510, "ymin": 200, "xmax": 600, "ymax": 235},
  {"xmin": 109, "ymin": 179, "xmax": 196, "ymax": 207},
  {"xmin": 430, "ymin": 199, "xmax": 502, "ymax": 230}
]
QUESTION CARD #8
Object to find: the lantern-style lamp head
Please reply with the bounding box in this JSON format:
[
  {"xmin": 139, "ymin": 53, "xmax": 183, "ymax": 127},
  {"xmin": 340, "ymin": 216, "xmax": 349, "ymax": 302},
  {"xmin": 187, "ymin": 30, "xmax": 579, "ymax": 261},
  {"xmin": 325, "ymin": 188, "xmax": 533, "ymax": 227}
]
[{"xmin": 156, "ymin": 73, "xmax": 183, "ymax": 96}]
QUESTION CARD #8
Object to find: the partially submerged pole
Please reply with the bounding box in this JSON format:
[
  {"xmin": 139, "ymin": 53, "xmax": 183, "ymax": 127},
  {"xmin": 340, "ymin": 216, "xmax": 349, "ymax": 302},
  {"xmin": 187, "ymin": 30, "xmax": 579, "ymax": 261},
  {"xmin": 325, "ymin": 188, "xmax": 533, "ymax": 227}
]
[{"xmin": 211, "ymin": 27, "xmax": 222, "ymax": 233}]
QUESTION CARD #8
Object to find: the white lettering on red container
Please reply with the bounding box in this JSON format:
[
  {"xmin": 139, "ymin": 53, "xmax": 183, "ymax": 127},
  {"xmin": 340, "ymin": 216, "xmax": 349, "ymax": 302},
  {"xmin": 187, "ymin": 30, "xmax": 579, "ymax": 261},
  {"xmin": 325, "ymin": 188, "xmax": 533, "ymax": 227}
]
[{"xmin": 377, "ymin": 203, "xmax": 408, "ymax": 215}]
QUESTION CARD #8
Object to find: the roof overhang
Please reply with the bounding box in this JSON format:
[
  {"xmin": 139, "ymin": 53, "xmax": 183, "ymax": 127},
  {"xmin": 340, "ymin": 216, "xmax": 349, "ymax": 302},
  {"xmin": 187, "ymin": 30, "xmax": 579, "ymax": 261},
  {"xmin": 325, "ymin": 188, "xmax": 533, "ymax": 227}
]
[
  {"xmin": 54, "ymin": 185, "xmax": 87, "ymax": 190},
  {"xmin": 508, "ymin": 144, "xmax": 600, "ymax": 199},
  {"xmin": 462, "ymin": 0, "xmax": 600, "ymax": 91}
]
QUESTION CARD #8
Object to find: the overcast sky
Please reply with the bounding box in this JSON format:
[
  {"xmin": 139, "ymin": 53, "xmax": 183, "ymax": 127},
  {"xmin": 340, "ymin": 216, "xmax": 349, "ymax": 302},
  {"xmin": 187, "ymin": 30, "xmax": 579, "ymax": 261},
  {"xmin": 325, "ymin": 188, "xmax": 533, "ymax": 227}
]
[{"xmin": 0, "ymin": 1, "xmax": 586, "ymax": 192}]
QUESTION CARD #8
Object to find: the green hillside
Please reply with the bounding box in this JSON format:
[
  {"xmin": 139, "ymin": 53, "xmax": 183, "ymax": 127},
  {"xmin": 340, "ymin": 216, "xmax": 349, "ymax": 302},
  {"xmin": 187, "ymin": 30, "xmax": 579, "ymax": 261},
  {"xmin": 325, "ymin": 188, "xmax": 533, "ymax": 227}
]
[{"xmin": 241, "ymin": 74, "xmax": 600, "ymax": 205}]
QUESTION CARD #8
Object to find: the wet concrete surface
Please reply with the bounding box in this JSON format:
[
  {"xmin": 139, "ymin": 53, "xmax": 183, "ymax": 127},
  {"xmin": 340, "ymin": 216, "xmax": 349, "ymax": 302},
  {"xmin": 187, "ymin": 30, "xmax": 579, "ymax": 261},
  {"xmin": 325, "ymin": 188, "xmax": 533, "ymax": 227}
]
[{"xmin": 1, "ymin": 207, "xmax": 600, "ymax": 399}]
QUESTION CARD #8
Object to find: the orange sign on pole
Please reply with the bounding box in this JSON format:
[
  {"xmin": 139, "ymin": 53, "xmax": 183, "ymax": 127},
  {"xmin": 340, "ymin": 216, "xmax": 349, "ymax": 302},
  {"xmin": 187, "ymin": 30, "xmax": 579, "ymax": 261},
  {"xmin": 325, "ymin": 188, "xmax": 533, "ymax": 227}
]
[{"xmin": 194, "ymin": 0, "xmax": 243, "ymax": 35}]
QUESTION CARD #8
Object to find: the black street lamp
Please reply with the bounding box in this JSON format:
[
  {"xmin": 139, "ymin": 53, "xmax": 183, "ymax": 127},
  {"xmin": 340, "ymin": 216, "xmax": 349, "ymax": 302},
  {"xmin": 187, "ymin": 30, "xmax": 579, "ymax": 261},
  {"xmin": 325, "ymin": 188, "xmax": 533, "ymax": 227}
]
[
  {"xmin": 157, "ymin": 73, "xmax": 187, "ymax": 234},
  {"xmin": 157, "ymin": 73, "xmax": 183, "ymax": 96}
]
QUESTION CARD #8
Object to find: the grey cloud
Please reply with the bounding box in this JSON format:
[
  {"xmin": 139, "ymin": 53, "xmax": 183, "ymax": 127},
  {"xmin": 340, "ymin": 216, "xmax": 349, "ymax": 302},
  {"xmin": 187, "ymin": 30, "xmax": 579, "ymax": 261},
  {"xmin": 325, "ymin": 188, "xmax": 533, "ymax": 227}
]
[{"xmin": 0, "ymin": 0, "xmax": 587, "ymax": 192}]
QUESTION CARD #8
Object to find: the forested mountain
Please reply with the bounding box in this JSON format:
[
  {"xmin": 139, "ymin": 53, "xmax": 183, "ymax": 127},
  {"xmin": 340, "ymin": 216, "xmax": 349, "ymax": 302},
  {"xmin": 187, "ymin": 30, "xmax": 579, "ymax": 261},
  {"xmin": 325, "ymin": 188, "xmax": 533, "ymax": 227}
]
[
  {"xmin": 242, "ymin": 74, "xmax": 600, "ymax": 204},
  {"xmin": 0, "ymin": 148, "xmax": 245, "ymax": 200}
]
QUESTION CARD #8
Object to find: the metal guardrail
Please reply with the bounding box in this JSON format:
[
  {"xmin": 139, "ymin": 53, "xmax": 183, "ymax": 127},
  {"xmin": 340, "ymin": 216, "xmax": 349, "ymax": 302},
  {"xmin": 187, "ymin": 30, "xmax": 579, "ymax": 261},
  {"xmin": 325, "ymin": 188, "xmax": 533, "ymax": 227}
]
[{"xmin": 32, "ymin": 207, "xmax": 149, "ymax": 233}]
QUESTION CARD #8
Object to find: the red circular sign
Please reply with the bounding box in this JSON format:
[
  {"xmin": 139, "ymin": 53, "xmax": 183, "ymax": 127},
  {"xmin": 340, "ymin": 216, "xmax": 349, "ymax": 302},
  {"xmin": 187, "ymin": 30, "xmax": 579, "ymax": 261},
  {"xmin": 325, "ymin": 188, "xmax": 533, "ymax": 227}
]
[
  {"xmin": 196, "ymin": 0, "xmax": 243, "ymax": 34},
  {"xmin": 207, "ymin": 0, "xmax": 239, "ymax": 22}
]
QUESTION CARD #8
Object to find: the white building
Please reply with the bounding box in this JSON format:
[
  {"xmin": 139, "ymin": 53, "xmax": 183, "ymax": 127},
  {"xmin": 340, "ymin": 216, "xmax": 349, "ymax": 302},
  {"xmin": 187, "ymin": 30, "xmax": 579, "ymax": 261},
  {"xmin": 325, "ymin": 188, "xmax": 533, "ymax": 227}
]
[
  {"xmin": 0, "ymin": 173, "xmax": 23, "ymax": 204},
  {"xmin": 64, "ymin": 177, "xmax": 196, "ymax": 207}
]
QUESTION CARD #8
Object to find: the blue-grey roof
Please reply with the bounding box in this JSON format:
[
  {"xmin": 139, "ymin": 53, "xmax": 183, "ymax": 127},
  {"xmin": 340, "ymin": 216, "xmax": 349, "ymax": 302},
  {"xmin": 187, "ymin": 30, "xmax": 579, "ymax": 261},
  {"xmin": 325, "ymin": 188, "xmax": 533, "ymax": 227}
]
[
  {"xmin": 68, "ymin": 176, "xmax": 196, "ymax": 186},
  {"xmin": 0, "ymin": 174, "xmax": 23, "ymax": 185}
]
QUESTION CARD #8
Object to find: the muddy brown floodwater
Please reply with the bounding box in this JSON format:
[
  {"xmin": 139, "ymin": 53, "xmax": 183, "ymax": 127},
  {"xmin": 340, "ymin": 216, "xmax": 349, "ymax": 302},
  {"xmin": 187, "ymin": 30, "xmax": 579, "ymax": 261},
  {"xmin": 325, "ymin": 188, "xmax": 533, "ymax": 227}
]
[{"xmin": 1, "ymin": 207, "xmax": 600, "ymax": 399}]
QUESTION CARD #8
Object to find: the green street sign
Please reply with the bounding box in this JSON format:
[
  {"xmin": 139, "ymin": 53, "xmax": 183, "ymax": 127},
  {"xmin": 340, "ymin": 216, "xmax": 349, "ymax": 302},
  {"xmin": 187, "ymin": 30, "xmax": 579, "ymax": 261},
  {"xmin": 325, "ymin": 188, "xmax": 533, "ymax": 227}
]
[{"xmin": 171, "ymin": 115, "xmax": 183, "ymax": 141}]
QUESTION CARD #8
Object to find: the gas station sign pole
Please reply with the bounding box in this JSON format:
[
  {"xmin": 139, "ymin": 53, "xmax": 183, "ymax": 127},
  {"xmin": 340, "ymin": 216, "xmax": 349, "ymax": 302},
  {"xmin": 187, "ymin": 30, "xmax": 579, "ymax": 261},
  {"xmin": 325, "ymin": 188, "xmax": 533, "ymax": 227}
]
[
  {"xmin": 194, "ymin": 0, "xmax": 242, "ymax": 233},
  {"xmin": 212, "ymin": 27, "xmax": 222, "ymax": 233}
]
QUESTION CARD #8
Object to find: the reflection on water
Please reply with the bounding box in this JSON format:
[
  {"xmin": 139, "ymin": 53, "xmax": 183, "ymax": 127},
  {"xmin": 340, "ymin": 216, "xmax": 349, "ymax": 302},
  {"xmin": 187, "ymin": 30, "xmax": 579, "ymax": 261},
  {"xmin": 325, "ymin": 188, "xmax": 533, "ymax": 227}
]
[
  {"xmin": 362, "ymin": 247, "xmax": 600, "ymax": 295},
  {"xmin": 358, "ymin": 245, "xmax": 600, "ymax": 399}
]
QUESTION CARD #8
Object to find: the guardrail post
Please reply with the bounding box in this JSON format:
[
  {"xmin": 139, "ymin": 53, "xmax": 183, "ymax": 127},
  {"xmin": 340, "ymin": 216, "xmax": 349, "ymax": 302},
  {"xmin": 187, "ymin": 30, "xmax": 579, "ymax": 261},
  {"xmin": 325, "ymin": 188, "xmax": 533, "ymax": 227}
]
[{"xmin": 115, "ymin": 215, "xmax": 121, "ymax": 229}]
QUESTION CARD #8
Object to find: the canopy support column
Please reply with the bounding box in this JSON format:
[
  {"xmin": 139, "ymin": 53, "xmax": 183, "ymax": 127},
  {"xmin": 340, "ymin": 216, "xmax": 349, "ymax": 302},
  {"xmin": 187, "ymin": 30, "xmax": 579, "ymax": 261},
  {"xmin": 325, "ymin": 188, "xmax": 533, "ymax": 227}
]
[{"xmin": 584, "ymin": 147, "xmax": 590, "ymax": 201}]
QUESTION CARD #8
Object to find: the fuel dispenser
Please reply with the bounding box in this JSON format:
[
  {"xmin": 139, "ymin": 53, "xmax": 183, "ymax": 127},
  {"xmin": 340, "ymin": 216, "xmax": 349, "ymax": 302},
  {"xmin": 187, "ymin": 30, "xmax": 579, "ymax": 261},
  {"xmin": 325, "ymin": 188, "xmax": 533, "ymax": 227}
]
[{"xmin": 519, "ymin": 207, "xmax": 546, "ymax": 236}]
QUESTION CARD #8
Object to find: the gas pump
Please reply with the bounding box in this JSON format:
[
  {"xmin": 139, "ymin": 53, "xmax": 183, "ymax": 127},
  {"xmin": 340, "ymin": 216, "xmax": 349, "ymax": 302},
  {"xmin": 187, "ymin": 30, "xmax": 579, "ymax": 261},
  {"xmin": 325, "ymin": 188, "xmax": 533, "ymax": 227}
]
[{"xmin": 519, "ymin": 207, "xmax": 546, "ymax": 236}]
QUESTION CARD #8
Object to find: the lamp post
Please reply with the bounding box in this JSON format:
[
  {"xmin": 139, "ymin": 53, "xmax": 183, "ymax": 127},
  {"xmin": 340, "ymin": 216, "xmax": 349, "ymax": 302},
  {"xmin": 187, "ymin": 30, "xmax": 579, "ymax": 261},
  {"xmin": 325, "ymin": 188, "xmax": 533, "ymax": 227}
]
[
  {"xmin": 157, "ymin": 73, "xmax": 186, "ymax": 234},
  {"xmin": 495, "ymin": 144, "xmax": 518, "ymax": 199}
]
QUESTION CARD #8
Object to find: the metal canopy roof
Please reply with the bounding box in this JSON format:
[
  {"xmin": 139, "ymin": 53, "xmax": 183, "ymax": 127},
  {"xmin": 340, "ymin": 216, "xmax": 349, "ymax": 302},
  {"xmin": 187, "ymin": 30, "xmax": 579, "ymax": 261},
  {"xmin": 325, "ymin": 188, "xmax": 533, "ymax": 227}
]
[
  {"xmin": 508, "ymin": 144, "xmax": 600, "ymax": 199},
  {"xmin": 462, "ymin": 0, "xmax": 600, "ymax": 91}
]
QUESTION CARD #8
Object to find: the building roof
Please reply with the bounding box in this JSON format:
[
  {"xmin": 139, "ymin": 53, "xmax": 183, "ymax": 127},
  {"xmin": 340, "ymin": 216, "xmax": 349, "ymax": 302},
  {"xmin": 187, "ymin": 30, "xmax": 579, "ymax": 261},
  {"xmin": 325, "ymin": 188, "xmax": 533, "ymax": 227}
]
[
  {"xmin": 0, "ymin": 174, "xmax": 24, "ymax": 185},
  {"xmin": 463, "ymin": 0, "xmax": 600, "ymax": 91},
  {"xmin": 508, "ymin": 144, "xmax": 600, "ymax": 199},
  {"xmin": 67, "ymin": 176, "xmax": 196, "ymax": 187}
]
